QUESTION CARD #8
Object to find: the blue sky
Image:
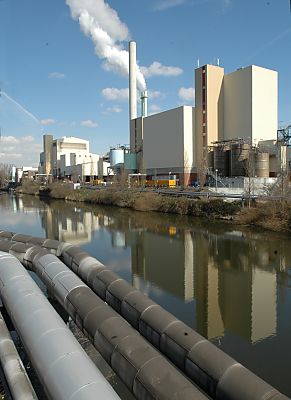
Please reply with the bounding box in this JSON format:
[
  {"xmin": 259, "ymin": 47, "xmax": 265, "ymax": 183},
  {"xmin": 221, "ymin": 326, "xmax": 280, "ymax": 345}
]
[{"xmin": 0, "ymin": 0, "xmax": 290, "ymax": 166}]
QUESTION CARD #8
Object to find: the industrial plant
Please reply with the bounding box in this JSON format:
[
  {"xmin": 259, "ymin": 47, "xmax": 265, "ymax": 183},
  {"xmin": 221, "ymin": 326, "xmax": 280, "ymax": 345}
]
[
  {"xmin": 37, "ymin": 40, "xmax": 289, "ymax": 193},
  {"xmin": 127, "ymin": 42, "xmax": 289, "ymax": 190}
]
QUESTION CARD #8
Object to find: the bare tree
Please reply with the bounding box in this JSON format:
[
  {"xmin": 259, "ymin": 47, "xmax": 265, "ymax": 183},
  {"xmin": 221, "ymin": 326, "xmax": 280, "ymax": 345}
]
[
  {"xmin": 197, "ymin": 148, "xmax": 208, "ymax": 188},
  {"xmin": 0, "ymin": 163, "xmax": 11, "ymax": 188},
  {"xmin": 182, "ymin": 150, "xmax": 191, "ymax": 189},
  {"xmin": 244, "ymin": 148, "xmax": 255, "ymax": 208}
]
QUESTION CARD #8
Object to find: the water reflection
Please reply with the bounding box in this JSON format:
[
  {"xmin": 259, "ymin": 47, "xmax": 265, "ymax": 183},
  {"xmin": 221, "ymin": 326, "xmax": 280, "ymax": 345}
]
[
  {"xmin": 1, "ymin": 195, "xmax": 290, "ymax": 346},
  {"xmin": 1, "ymin": 194, "xmax": 291, "ymax": 394}
]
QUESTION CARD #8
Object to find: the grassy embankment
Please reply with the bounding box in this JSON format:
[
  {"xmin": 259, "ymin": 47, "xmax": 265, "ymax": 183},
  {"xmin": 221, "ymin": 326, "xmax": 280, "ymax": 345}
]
[{"xmin": 17, "ymin": 182, "xmax": 291, "ymax": 233}]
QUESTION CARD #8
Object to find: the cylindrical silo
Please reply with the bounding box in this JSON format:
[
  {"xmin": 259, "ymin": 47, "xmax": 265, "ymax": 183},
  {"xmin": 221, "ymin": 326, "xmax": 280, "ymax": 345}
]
[
  {"xmin": 230, "ymin": 143, "xmax": 250, "ymax": 177},
  {"xmin": 208, "ymin": 150, "xmax": 214, "ymax": 170},
  {"xmin": 255, "ymin": 152, "xmax": 269, "ymax": 178},
  {"xmin": 110, "ymin": 148, "xmax": 125, "ymax": 167}
]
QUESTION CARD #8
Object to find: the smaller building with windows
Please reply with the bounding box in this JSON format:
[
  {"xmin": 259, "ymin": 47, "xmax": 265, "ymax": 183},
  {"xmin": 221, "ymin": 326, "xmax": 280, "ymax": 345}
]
[{"xmin": 39, "ymin": 135, "xmax": 100, "ymax": 182}]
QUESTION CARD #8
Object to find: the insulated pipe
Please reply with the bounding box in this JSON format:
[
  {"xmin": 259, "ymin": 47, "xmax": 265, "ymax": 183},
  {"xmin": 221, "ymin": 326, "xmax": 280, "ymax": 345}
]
[
  {"xmin": 0, "ymin": 252, "xmax": 120, "ymax": 400},
  {"xmin": 31, "ymin": 252, "xmax": 207, "ymax": 400},
  {"xmin": 58, "ymin": 244, "xmax": 289, "ymax": 400},
  {"xmin": 0, "ymin": 233, "xmax": 289, "ymax": 400},
  {"xmin": 0, "ymin": 310, "xmax": 38, "ymax": 400},
  {"xmin": 0, "ymin": 240, "xmax": 208, "ymax": 399},
  {"xmin": 129, "ymin": 41, "xmax": 137, "ymax": 120}
]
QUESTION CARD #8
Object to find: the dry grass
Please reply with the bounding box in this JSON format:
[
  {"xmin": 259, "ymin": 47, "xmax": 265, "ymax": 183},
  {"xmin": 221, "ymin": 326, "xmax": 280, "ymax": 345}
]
[
  {"xmin": 235, "ymin": 201, "xmax": 291, "ymax": 233},
  {"xmin": 16, "ymin": 181, "xmax": 41, "ymax": 195},
  {"xmin": 43, "ymin": 183, "xmax": 240, "ymax": 219},
  {"xmin": 18, "ymin": 181, "xmax": 291, "ymax": 233}
]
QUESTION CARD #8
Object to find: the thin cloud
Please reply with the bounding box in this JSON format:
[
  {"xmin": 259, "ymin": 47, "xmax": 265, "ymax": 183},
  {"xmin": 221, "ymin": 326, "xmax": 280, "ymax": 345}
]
[
  {"xmin": 148, "ymin": 90, "xmax": 162, "ymax": 98},
  {"xmin": 152, "ymin": 0, "xmax": 220, "ymax": 11},
  {"xmin": 246, "ymin": 27, "xmax": 291, "ymax": 62},
  {"xmin": 106, "ymin": 106, "xmax": 123, "ymax": 113},
  {"xmin": 0, "ymin": 136, "xmax": 19, "ymax": 144},
  {"xmin": 41, "ymin": 118, "xmax": 57, "ymax": 126},
  {"xmin": 148, "ymin": 104, "xmax": 162, "ymax": 115},
  {"xmin": 22, "ymin": 136, "xmax": 35, "ymax": 143},
  {"xmin": 81, "ymin": 120, "xmax": 98, "ymax": 128},
  {"xmin": 102, "ymin": 88, "xmax": 129, "ymax": 101},
  {"xmin": 141, "ymin": 62, "xmax": 183, "ymax": 78},
  {"xmin": 0, "ymin": 135, "xmax": 41, "ymax": 166},
  {"xmin": 49, "ymin": 72, "xmax": 65, "ymax": 79},
  {"xmin": 152, "ymin": 0, "xmax": 187, "ymax": 11},
  {"xmin": 178, "ymin": 87, "xmax": 195, "ymax": 102}
]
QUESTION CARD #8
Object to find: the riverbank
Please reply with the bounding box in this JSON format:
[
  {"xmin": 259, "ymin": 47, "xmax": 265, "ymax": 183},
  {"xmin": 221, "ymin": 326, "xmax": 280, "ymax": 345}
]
[{"xmin": 17, "ymin": 182, "xmax": 291, "ymax": 233}]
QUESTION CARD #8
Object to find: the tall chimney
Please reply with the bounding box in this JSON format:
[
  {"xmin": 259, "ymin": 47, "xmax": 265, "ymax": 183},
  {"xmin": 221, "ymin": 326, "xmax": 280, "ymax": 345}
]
[
  {"xmin": 141, "ymin": 90, "xmax": 148, "ymax": 117},
  {"xmin": 129, "ymin": 41, "xmax": 137, "ymax": 120}
]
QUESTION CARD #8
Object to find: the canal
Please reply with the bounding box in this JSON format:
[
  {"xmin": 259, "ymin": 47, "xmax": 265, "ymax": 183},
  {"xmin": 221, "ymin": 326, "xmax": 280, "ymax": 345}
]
[{"xmin": 0, "ymin": 193, "xmax": 290, "ymax": 396}]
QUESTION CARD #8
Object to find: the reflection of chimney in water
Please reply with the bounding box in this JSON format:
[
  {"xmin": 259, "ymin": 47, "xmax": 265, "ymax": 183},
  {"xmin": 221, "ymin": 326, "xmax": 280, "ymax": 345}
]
[{"xmin": 141, "ymin": 90, "xmax": 148, "ymax": 118}]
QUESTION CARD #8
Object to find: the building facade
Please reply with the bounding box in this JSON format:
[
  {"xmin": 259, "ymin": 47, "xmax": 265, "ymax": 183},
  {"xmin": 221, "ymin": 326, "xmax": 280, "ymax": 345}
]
[
  {"xmin": 39, "ymin": 135, "xmax": 100, "ymax": 182},
  {"xmin": 130, "ymin": 63, "xmax": 278, "ymax": 181},
  {"xmin": 130, "ymin": 106, "xmax": 195, "ymax": 184}
]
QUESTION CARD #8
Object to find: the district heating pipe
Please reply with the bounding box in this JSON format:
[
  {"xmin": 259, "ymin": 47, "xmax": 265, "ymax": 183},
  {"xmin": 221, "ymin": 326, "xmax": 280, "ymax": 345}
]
[
  {"xmin": 0, "ymin": 239, "xmax": 208, "ymax": 400},
  {"xmin": 0, "ymin": 232, "xmax": 289, "ymax": 400},
  {"xmin": 31, "ymin": 251, "xmax": 208, "ymax": 399},
  {"xmin": 0, "ymin": 310, "xmax": 38, "ymax": 400},
  {"xmin": 0, "ymin": 251, "xmax": 120, "ymax": 400}
]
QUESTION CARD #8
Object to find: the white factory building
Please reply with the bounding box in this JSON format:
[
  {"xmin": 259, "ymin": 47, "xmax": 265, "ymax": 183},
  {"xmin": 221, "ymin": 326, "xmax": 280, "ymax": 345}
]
[
  {"xmin": 131, "ymin": 106, "xmax": 195, "ymax": 181},
  {"xmin": 129, "ymin": 56, "xmax": 280, "ymax": 185},
  {"xmin": 39, "ymin": 135, "xmax": 110, "ymax": 182}
]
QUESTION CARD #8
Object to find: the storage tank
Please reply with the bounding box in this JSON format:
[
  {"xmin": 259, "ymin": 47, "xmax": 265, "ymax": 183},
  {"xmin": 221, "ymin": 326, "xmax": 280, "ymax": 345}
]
[
  {"xmin": 124, "ymin": 153, "xmax": 137, "ymax": 171},
  {"xmin": 230, "ymin": 143, "xmax": 250, "ymax": 177},
  {"xmin": 255, "ymin": 152, "xmax": 269, "ymax": 178},
  {"xmin": 269, "ymin": 154, "xmax": 278, "ymax": 177},
  {"xmin": 110, "ymin": 148, "xmax": 124, "ymax": 167},
  {"xmin": 213, "ymin": 147, "xmax": 229, "ymax": 176}
]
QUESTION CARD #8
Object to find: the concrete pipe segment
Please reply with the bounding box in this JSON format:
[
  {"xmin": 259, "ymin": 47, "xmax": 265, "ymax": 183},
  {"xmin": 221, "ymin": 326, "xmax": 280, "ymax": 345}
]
[
  {"xmin": 0, "ymin": 252, "xmax": 120, "ymax": 400},
  {"xmin": 0, "ymin": 231, "xmax": 289, "ymax": 400},
  {"xmin": 0, "ymin": 310, "xmax": 38, "ymax": 400},
  {"xmin": 35, "ymin": 253, "xmax": 208, "ymax": 400},
  {"xmin": 0, "ymin": 238, "xmax": 208, "ymax": 400}
]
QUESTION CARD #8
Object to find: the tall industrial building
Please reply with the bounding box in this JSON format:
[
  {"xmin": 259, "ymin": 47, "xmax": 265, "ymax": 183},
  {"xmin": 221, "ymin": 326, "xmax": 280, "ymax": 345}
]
[
  {"xmin": 195, "ymin": 64, "xmax": 224, "ymax": 168},
  {"xmin": 223, "ymin": 65, "xmax": 278, "ymax": 144},
  {"xmin": 131, "ymin": 106, "xmax": 195, "ymax": 180},
  {"xmin": 130, "ymin": 62, "xmax": 279, "ymax": 181}
]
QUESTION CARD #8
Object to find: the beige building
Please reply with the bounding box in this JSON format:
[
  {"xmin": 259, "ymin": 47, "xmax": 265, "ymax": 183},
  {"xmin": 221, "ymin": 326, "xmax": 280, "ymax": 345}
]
[
  {"xmin": 195, "ymin": 64, "xmax": 224, "ymax": 167},
  {"xmin": 131, "ymin": 64, "xmax": 278, "ymax": 181},
  {"xmin": 223, "ymin": 65, "xmax": 278, "ymax": 144},
  {"xmin": 195, "ymin": 64, "xmax": 278, "ymax": 165}
]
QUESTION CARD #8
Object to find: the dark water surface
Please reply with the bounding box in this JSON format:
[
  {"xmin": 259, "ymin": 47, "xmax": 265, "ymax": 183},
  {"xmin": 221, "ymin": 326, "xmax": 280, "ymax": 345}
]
[{"xmin": 1, "ymin": 193, "xmax": 291, "ymax": 396}]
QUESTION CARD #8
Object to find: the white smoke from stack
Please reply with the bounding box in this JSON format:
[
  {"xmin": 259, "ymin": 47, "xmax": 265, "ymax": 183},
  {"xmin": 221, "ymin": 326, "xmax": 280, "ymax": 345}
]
[{"xmin": 66, "ymin": 0, "xmax": 146, "ymax": 91}]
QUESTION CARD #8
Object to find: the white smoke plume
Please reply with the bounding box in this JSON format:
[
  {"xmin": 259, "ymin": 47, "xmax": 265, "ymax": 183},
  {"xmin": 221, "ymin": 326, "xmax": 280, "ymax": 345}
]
[{"xmin": 66, "ymin": 0, "xmax": 147, "ymax": 91}]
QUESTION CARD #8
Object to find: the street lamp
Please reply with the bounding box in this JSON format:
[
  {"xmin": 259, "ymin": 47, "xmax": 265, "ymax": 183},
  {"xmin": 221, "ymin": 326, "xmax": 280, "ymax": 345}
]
[{"xmin": 215, "ymin": 169, "xmax": 218, "ymax": 192}]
